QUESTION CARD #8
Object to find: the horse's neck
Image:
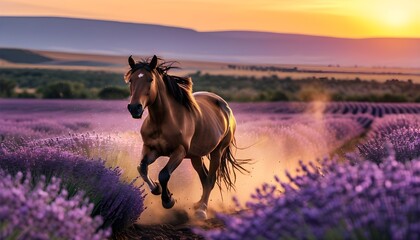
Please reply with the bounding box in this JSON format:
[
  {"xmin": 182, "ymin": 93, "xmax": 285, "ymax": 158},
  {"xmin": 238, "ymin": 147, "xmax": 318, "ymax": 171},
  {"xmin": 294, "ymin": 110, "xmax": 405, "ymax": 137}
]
[{"xmin": 147, "ymin": 80, "xmax": 184, "ymax": 126}]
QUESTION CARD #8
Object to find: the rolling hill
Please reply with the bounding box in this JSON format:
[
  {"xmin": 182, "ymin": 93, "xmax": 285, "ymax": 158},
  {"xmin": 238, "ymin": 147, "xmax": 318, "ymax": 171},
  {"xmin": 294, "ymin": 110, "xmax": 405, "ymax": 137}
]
[
  {"xmin": 0, "ymin": 48, "xmax": 53, "ymax": 64},
  {"xmin": 1, "ymin": 16, "xmax": 419, "ymax": 67}
]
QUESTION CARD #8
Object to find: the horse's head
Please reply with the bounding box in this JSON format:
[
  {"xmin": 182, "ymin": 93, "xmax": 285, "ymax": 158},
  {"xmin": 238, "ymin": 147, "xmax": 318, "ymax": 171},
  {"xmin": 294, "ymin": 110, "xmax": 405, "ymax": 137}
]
[{"xmin": 125, "ymin": 55, "xmax": 159, "ymax": 119}]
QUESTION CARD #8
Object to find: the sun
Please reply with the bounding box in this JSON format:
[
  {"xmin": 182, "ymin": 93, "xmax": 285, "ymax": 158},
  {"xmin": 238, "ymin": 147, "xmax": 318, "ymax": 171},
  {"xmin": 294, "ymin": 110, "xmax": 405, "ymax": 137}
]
[
  {"xmin": 381, "ymin": 6, "xmax": 409, "ymax": 27},
  {"xmin": 351, "ymin": 0, "xmax": 420, "ymax": 36},
  {"xmin": 371, "ymin": 1, "xmax": 412, "ymax": 28}
]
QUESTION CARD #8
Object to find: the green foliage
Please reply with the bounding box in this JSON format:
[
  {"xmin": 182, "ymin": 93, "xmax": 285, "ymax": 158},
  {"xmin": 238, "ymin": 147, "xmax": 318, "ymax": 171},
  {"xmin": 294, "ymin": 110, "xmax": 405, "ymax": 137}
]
[
  {"xmin": 269, "ymin": 90, "xmax": 289, "ymax": 101},
  {"xmin": 191, "ymin": 72, "xmax": 419, "ymax": 102},
  {"xmin": 377, "ymin": 94, "xmax": 408, "ymax": 102},
  {"xmin": 98, "ymin": 86, "xmax": 130, "ymax": 99},
  {"xmin": 258, "ymin": 90, "xmax": 289, "ymax": 101},
  {"xmin": 335, "ymin": 93, "xmax": 409, "ymax": 102},
  {"xmin": 1, "ymin": 68, "xmax": 419, "ymax": 102},
  {"xmin": 38, "ymin": 82, "xmax": 91, "ymax": 99},
  {"xmin": 0, "ymin": 78, "xmax": 16, "ymax": 97},
  {"xmin": 0, "ymin": 68, "xmax": 124, "ymax": 88}
]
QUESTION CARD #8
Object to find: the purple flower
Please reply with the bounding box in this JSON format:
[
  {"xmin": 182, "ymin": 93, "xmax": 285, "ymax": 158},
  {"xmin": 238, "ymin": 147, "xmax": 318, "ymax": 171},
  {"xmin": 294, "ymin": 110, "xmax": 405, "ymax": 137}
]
[
  {"xmin": 355, "ymin": 115, "xmax": 420, "ymax": 164},
  {"xmin": 0, "ymin": 146, "xmax": 145, "ymax": 232},
  {"xmin": 199, "ymin": 155, "xmax": 420, "ymax": 240},
  {"xmin": 0, "ymin": 170, "xmax": 110, "ymax": 240}
]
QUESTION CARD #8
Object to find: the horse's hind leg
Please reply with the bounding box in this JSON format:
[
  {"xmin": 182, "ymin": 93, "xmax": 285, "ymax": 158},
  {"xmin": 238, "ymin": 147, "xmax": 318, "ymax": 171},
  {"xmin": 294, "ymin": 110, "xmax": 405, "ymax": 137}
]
[
  {"xmin": 194, "ymin": 148, "xmax": 223, "ymax": 219},
  {"xmin": 158, "ymin": 146, "xmax": 186, "ymax": 209},
  {"xmin": 190, "ymin": 157, "xmax": 209, "ymax": 209},
  {"xmin": 138, "ymin": 145, "xmax": 161, "ymax": 195}
]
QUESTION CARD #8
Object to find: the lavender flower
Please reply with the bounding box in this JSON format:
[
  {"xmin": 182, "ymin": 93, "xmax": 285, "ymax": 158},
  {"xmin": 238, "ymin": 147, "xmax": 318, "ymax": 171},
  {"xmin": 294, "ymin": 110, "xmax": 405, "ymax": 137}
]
[
  {"xmin": 0, "ymin": 170, "xmax": 110, "ymax": 240},
  {"xmin": 0, "ymin": 117, "xmax": 90, "ymax": 143},
  {"xmin": 0, "ymin": 146, "xmax": 145, "ymax": 232},
  {"xmin": 199, "ymin": 156, "xmax": 420, "ymax": 240},
  {"xmin": 356, "ymin": 115, "xmax": 420, "ymax": 164}
]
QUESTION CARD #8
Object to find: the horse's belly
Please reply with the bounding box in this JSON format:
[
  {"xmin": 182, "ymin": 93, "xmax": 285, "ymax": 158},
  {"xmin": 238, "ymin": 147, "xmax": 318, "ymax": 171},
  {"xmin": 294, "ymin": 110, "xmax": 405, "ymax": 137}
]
[
  {"xmin": 187, "ymin": 142, "xmax": 216, "ymax": 157},
  {"xmin": 187, "ymin": 125, "xmax": 225, "ymax": 157}
]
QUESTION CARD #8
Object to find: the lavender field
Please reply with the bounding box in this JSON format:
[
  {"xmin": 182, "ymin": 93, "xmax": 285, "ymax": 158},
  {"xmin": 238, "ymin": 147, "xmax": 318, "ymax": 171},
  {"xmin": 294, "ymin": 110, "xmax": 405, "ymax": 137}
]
[{"xmin": 1, "ymin": 99, "xmax": 419, "ymax": 239}]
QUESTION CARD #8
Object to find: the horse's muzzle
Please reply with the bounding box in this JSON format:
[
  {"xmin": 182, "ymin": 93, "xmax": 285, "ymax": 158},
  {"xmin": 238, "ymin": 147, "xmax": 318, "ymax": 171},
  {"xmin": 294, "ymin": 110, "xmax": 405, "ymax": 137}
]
[{"xmin": 127, "ymin": 104, "xmax": 144, "ymax": 119}]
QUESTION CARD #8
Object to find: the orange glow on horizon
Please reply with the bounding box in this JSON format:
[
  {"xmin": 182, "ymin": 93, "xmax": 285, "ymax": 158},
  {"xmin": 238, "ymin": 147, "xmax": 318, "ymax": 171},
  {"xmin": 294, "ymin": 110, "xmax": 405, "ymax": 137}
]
[{"xmin": 1, "ymin": 0, "xmax": 419, "ymax": 38}]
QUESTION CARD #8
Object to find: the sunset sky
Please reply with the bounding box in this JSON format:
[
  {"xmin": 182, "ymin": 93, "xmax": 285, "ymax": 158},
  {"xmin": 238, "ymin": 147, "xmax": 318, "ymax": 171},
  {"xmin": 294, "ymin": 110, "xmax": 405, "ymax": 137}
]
[{"xmin": 1, "ymin": 0, "xmax": 420, "ymax": 38}]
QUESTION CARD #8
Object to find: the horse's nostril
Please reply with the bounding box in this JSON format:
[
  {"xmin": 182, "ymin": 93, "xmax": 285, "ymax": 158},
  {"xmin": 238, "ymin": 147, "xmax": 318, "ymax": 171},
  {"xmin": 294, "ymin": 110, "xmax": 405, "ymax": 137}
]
[{"xmin": 137, "ymin": 105, "xmax": 142, "ymax": 110}]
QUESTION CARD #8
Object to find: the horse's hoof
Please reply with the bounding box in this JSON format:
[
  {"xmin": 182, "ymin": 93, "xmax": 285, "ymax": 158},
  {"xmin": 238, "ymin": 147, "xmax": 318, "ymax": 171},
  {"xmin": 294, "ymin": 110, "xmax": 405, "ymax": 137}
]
[
  {"xmin": 195, "ymin": 209, "xmax": 207, "ymax": 220},
  {"xmin": 151, "ymin": 182, "xmax": 162, "ymax": 195},
  {"xmin": 162, "ymin": 196, "xmax": 175, "ymax": 209}
]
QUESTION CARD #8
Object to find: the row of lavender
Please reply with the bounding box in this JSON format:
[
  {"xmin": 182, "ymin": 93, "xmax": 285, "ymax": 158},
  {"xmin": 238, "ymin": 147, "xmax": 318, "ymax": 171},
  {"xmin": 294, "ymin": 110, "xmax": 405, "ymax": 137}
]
[
  {"xmin": 232, "ymin": 102, "xmax": 420, "ymax": 117},
  {"xmin": 0, "ymin": 101, "xmax": 414, "ymax": 143},
  {"xmin": 0, "ymin": 145, "xmax": 146, "ymax": 239},
  {"xmin": 200, "ymin": 115, "xmax": 420, "ymax": 240}
]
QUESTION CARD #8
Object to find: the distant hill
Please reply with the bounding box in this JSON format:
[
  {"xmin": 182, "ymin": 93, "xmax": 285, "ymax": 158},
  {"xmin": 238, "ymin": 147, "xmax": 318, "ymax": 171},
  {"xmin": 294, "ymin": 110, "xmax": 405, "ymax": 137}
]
[
  {"xmin": 0, "ymin": 48, "xmax": 116, "ymax": 67},
  {"xmin": 0, "ymin": 48, "xmax": 52, "ymax": 64},
  {"xmin": 1, "ymin": 16, "xmax": 419, "ymax": 67}
]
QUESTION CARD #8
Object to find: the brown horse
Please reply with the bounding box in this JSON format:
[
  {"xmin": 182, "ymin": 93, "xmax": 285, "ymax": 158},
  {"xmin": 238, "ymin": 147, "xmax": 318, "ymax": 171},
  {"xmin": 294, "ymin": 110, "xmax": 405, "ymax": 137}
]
[{"xmin": 124, "ymin": 55, "xmax": 248, "ymax": 218}]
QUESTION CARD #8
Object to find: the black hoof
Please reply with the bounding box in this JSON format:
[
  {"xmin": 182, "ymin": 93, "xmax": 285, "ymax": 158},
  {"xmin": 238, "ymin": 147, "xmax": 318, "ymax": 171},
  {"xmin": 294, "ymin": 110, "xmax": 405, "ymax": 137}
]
[
  {"xmin": 151, "ymin": 182, "xmax": 162, "ymax": 195},
  {"xmin": 162, "ymin": 196, "xmax": 175, "ymax": 209}
]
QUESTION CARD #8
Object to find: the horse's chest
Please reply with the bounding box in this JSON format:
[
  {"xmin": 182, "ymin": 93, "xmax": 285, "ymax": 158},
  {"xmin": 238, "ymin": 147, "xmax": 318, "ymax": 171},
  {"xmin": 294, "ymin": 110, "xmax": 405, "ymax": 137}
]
[{"xmin": 142, "ymin": 130, "xmax": 181, "ymax": 155}]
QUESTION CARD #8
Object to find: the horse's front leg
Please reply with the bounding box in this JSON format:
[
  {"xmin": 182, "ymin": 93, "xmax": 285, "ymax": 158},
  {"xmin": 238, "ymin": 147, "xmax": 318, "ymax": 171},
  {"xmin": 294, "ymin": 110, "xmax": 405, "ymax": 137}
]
[
  {"xmin": 158, "ymin": 146, "xmax": 186, "ymax": 209},
  {"xmin": 137, "ymin": 145, "xmax": 161, "ymax": 195}
]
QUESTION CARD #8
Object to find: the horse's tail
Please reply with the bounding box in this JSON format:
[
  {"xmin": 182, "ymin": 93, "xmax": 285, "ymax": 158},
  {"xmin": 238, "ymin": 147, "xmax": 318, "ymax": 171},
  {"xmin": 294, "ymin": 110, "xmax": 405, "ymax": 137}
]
[{"xmin": 217, "ymin": 137, "xmax": 251, "ymax": 191}]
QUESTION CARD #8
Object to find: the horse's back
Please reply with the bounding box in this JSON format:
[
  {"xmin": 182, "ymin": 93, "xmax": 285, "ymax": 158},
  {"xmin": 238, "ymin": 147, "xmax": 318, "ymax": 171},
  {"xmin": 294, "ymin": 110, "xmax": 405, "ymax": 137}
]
[
  {"xmin": 193, "ymin": 91, "xmax": 231, "ymax": 115},
  {"xmin": 187, "ymin": 92, "xmax": 235, "ymax": 157}
]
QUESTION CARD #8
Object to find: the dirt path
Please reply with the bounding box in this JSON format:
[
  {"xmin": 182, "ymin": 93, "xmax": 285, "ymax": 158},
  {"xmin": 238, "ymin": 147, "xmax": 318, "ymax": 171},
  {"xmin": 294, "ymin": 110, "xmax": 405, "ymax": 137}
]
[
  {"xmin": 112, "ymin": 218, "xmax": 224, "ymax": 240},
  {"xmin": 112, "ymin": 224, "xmax": 204, "ymax": 240}
]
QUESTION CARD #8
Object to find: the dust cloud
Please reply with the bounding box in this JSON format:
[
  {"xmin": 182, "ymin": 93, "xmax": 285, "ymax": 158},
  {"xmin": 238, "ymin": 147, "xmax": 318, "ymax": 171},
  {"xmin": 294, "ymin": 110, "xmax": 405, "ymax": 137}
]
[{"xmin": 125, "ymin": 102, "xmax": 345, "ymax": 225}]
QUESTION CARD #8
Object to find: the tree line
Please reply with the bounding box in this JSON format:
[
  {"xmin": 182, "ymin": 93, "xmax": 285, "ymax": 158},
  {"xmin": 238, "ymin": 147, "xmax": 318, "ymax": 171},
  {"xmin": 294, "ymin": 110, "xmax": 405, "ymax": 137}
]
[{"xmin": 1, "ymin": 68, "xmax": 419, "ymax": 102}]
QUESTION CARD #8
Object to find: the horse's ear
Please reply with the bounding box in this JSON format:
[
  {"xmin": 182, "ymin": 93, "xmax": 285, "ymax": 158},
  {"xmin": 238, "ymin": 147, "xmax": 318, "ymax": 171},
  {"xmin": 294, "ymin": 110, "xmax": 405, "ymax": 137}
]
[
  {"xmin": 128, "ymin": 55, "xmax": 136, "ymax": 69},
  {"xmin": 149, "ymin": 55, "xmax": 158, "ymax": 70}
]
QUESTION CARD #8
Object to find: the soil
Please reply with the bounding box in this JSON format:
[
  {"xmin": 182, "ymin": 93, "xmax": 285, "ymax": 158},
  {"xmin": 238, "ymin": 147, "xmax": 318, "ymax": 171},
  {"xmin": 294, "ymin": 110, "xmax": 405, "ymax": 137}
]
[
  {"xmin": 112, "ymin": 224, "xmax": 204, "ymax": 240},
  {"xmin": 112, "ymin": 215, "xmax": 224, "ymax": 240}
]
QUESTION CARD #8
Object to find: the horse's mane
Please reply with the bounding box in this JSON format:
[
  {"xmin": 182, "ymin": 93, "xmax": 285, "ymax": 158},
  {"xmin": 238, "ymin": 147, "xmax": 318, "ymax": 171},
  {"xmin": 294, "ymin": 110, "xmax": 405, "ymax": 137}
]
[{"xmin": 125, "ymin": 57, "xmax": 200, "ymax": 114}]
